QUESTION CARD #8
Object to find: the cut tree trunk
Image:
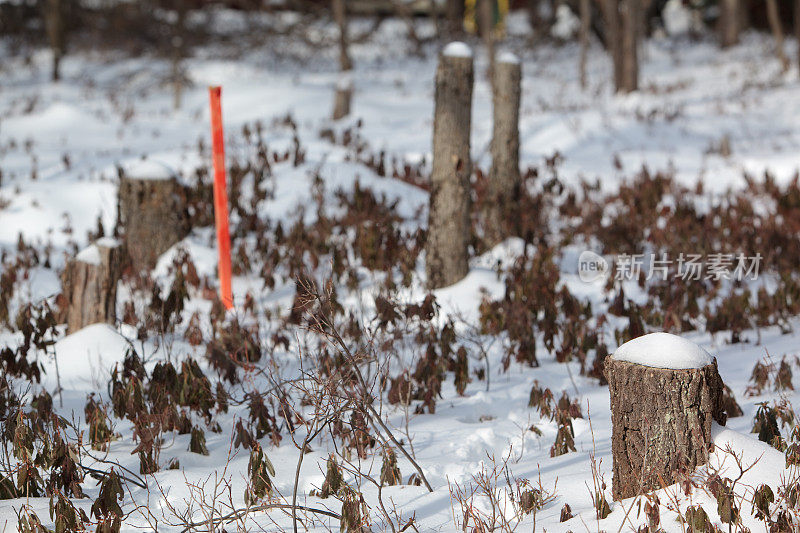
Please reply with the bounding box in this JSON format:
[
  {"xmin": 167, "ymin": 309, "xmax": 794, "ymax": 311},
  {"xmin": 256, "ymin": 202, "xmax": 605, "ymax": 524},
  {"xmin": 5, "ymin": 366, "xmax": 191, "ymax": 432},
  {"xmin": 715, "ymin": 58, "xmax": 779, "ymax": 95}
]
[
  {"xmin": 117, "ymin": 174, "xmax": 190, "ymax": 272},
  {"xmin": 485, "ymin": 54, "xmax": 521, "ymax": 246},
  {"xmin": 332, "ymin": 74, "xmax": 353, "ymax": 120},
  {"xmin": 718, "ymin": 0, "xmax": 740, "ymax": 48},
  {"xmin": 605, "ymin": 358, "xmax": 726, "ymax": 500},
  {"xmin": 425, "ymin": 43, "xmax": 474, "ymax": 290},
  {"xmin": 61, "ymin": 238, "xmax": 122, "ymax": 333}
]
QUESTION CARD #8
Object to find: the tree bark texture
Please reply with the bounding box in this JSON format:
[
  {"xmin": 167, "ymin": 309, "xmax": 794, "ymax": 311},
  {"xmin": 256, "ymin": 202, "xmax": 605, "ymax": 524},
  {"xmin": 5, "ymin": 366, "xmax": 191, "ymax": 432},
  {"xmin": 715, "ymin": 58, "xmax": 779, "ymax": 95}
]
[
  {"xmin": 446, "ymin": 0, "xmax": 465, "ymax": 37},
  {"xmin": 477, "ymin": 0, "xmax": 496, "ymax": 79},
  {"xmin": 718, "ymin": 0, "xmax": 740, "ymax": 48},
  {"xmin": 603, "ymin": 0, "xmax": 623, "ymax": 91},
  {"xmin": 332, "ymin": 76, "xmax": 353, "ymax": 120},
  {"xmin": 579, "ymin": 0, "xmax": 591, "ymax": 88},
  {"xmin": 332, "ymin": 0, "xmax": 353, "ymax": 71},
  {"xmin": 605, "ymin": 358, "xmax": 726, "ymax": 500},
  {"xmin": 61, "ymin": 239, "xmax": 122, "ymax": 333},
  {"xmin": 425, "ymin": 46, "xmax": 474, "ymax": 290},
  {"xmin": 117, "ymin": 176, "xmax": 190, "ymax": 272},
  {"xmin": 795, "ymin": 0, "xmax": 800, "ymax": 74},
  {"xmin": 619, "ymin": 0, "xmax": 639, "ymax": 93},
  {"xmin": 485, "ymin": 56, "xmax": 521, "ymax": 246}
]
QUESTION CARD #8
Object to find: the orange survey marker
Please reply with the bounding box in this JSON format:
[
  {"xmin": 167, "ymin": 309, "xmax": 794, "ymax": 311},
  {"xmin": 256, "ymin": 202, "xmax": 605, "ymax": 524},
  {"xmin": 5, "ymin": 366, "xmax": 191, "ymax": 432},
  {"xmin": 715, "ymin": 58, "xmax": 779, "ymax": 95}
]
[{"xmin": 209, "ymin": 86, "xmax": 234, "ymax": 310}]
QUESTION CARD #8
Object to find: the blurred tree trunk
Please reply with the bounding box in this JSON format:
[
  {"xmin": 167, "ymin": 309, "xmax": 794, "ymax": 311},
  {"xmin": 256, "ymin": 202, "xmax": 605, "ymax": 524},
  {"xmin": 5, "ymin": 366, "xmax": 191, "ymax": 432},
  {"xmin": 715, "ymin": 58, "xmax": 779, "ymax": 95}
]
[
  {"xmin": 333, "ymin": 0, "xmax": 353, "ymax": 71},
  {"xmin": 44, "ymin": 0, "xmax": 66, "ymax": 81},
  {"xmin": 579, "ymin": 0, "xmax": 590, "ymax": 88},
  {"xmin": 477, "ymin": 0, "xmax": 496, "ymax": 80},
  {"xmin": 795, "ymin": 0, "xmax": 800, "ymax": 73},
  {"xmin": 718, "ymin": 0, "xmax": 740, "ymax": 48},
  {"xmin": 428, "ymin": 0, "xmax": 441, "ymax": 38},
  {"xmin": 765, "ymin": 0, "xmax": 789, "ymax": 72},
  {"xmin": 485, "ymin": 56, "xmax": 521, "ymax": 246},
  {"xmin": 602, "ymin": 0, "xmax": 623, "ymax": 91},
  {"xmin": 392, "ymin": 0, "xmax": 423, "ymax": 56},
  {"xmin": 446, "ymin": 0, "xmax": 464, "ymax": 37},
  {"xmin": 619, "ymin": 0, "xmax": 639, "ymax": 92},
  {"xmin": 171, "ymin": 0, "xmax": 188, "ymax": 110}
]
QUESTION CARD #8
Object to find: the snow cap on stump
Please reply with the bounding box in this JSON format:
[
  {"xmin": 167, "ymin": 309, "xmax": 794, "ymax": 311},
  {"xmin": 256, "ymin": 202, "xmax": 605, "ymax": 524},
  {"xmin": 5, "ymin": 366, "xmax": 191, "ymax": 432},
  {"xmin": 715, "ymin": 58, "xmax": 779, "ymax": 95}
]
[
  {"xmin": 605, "ymin": 332, "xmax": 726, "ymax": 500},
  {"xmin": 612, "ymin": 332, "xmax": 713, "ymax": 369}
]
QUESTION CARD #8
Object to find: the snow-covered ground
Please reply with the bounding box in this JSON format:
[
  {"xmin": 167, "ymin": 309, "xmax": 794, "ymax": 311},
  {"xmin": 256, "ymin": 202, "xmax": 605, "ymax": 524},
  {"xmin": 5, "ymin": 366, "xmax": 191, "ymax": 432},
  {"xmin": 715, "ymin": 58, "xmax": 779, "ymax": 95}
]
[{"xmin": 2, "ymin": 10, "xmax": 800, "ymax": 532}]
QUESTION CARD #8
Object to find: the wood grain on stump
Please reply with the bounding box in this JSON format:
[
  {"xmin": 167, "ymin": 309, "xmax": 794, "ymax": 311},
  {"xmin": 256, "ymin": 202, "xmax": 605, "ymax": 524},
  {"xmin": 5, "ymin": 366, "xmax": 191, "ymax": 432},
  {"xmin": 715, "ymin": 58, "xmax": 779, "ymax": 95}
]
[
  {"xmin": 61, "ymin": 239, "xmax": 122, "ymax": 333},
  {"xmin": 117, "ymin": 175, "xmax": 190, "ymax": 272},
  {"xmin": 425, "ymin": 43, "xmax": 473, "ymax": 290},
  {"xmin": 605, "ymin": 357, "xmax": 726, "ymax": 500}
]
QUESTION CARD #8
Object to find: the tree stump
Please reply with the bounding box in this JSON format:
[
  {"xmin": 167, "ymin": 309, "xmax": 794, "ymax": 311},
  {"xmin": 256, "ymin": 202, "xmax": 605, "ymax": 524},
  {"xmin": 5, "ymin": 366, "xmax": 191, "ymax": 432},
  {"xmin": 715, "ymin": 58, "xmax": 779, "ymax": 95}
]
[
  {"xmin": 425, "ymin": 42, "xmax": 474, "ymax": 290},
  {"xmin": 332, "ymin": 74, "xmax": 353, "ymax": 121},
  {"xmin": 605, "ymin": 333, "xmax": 726, "ymax": 500},
  {"xmin": 117, "ymin": 169, "xmax": 190, "ymax": 272},
  {"xmin": 61, "ymin": 238, "xmax": 122, "ymax": 333},
  {"xmin": 485, "ymin": 52, "xmax": 521, "ymax": 246}
]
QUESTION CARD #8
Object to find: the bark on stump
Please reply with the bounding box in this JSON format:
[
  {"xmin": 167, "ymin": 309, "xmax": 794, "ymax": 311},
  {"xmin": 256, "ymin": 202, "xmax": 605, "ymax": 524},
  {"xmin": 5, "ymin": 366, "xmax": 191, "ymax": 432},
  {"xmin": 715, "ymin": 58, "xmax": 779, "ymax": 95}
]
[
  {"xmin": 332, "ymin": 75, "xmax": 353, "ymax": 120},
  {"xmin": 117, "ymin": 175, "xmax": 190, "ymax": 272},
  {"xmin": 61, "ymin": 239, "xmax": 122, "ymax": 333},
  {"xmin": 485, "ymin": 53, "xmax": 521, "ymax": 246},
  {"xmin": 605, "ymin": 358, "xmax": 726, "ymax": 500},
  {"xmin": 425, "ymin": 43, "xmax": 474, "ymax": 290}
]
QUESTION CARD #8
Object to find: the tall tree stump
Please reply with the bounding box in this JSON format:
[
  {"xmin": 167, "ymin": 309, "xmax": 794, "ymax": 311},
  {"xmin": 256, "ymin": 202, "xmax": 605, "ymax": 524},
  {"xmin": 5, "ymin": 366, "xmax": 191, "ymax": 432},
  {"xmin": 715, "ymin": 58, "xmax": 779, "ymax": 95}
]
[
  {"xmin": 605, "ymin": 333, "xmax": 726, "ymax": 500},
  {"xmin": 117, "ymin": 169, "xmax": 190, "ymax": 272},
  {"xmin": 61, "ymin": 238, "xmax": 122, "ymax": 333},
  {"xmin": 425, "ymin": 42, "xmax": 474, "ymax": 290},
  {"xmin": 485, "ymin": 52, "xmax": 521, "ymax": 246}
]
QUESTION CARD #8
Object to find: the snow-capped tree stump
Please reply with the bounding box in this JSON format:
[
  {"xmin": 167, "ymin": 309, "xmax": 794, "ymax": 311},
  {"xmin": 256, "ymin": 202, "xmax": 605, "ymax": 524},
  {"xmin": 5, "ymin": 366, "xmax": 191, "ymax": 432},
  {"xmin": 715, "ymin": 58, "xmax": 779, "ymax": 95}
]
[
  {"xmin": 605, "ymin": 333, "xmax": 727, "ymax": 500},
  {"xmin": 61, "ymin": 238, "xmax": 122, "ymax": 333},
  {"xmin": 332, "ymin": 74, "xmax": 353, "ymax": 120},
  {"xmin": 117, "ymin": 166, "xmax": 190, "ymax": 272},
  {"xmin": 425, "ymin": 42, "xmax": 474, "ymax": 290},
  {"xmin": 485, "ymin": 52, "xmax": 521, "ymax": 246}
]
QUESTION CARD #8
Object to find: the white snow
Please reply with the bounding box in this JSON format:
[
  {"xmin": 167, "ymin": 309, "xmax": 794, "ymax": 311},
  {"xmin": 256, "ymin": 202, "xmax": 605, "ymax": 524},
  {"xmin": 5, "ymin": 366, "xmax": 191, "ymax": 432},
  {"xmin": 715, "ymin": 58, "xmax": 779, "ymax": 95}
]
[
  {"xmin": 497, "ymin": 50, "xmax": 520, "ymax": 65},
  {"xmin": 95, "ymin": 236, "xmax": 121, "ymax": 248},
  {"xmin": 75, "ymin": 244, "xmax": 102, "ymax": 265},
  {"xmin": 336, "ymin": 72, "xmax": 354, "ymax": 90},
  {"xmin": 121, "ymin": 157, "xmax": 175, "ymax": 180},
  {"xmin": 43, "ymin": 324, "xmax": 131, "ymax": 392},
  {"xmin": 663, "ymin": 0, "xmax": 693, "ymax": 35},
  {"xmin": 612, "ymin": 332, "xmax": 714, "ymax": 369},
  {"xmin": 442, "ymin": 41, "xmax": 472, "ymax": 58},
  {"xmin": 551, "ymin": 4, "xmax": 579, "ymax": 40}
]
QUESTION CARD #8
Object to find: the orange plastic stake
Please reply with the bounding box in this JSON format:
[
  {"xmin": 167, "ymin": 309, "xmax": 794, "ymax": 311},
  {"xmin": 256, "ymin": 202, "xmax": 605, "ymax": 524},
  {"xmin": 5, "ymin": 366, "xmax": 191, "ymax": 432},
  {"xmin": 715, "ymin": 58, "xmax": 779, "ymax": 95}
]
[{"xmin": 209, "ymin": 86, "xmax": 234, "ymax": 310}]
